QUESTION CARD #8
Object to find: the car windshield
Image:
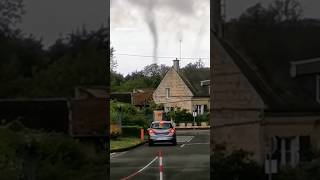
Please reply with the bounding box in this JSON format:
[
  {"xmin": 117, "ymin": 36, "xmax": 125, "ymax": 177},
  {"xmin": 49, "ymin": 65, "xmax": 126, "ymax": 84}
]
[{"xmin": 151, "ymin": 122, "xmax": 172, "ymax": 129}]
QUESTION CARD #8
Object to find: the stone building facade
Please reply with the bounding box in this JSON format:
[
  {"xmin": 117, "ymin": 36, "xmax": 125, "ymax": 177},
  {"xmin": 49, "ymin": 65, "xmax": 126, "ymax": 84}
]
[{"xmin": 153, "ymin": 59, "xmax": 210, "ymax": 114}]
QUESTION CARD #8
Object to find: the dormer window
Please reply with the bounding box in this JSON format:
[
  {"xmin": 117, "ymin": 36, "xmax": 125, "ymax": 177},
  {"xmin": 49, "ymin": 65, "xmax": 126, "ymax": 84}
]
[
  {"xmin": 317, "ymin": 75, "xmax": 320, "ymax": 103},
  {"xmin": 165, "ymin": 88, "xmax": 170, "ymax": 99}
]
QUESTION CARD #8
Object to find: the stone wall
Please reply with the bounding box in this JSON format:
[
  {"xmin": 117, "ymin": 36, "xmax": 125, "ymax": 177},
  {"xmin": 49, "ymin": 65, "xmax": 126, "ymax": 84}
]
[
  {"xmin": 153, "ymin": 68, "xmax": 194, "ymax": 111},
  {"xmin": 211, "ymin": 34, "xmax": 265, "ymax": 162}
]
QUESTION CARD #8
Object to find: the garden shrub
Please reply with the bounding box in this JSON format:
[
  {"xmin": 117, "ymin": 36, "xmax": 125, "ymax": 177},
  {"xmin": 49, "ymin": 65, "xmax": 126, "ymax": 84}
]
[
  {"xmin": 276, "ymin": 158, "xmax": 320, "ymax": 180},
  {"xmin": 0, "ymin": 123, "xmax": 107, "ymax": 180},
  {"xmin": 110, "ymin": 124, "xmax": 121, "ymax": 139},
  {"xmin": 163, "ymin": 108, "xmax": 194, "ymax": 124},
  {"xmin": 212, "ymin": 144, "xmax": 264, "ymax": 180},
  {"xmin": 196, "ymin": 112, "xmax": 209, "ymax": 123},
  {"xmin": 121, "ymin": 126, "xmax": 142, "ymax": 138}
]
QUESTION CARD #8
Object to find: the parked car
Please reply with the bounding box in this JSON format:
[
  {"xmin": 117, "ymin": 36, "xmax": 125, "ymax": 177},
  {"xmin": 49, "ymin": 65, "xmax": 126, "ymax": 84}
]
[{"xmin": 147, "ymin": 121, "xmax": 177, "ymax": 146}]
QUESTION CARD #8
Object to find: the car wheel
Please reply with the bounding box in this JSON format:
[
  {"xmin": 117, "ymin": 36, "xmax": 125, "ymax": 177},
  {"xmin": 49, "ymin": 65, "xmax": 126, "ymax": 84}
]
[{"xmin": 172, "ymin": 140, "xmax": 177, "ymax": 146}]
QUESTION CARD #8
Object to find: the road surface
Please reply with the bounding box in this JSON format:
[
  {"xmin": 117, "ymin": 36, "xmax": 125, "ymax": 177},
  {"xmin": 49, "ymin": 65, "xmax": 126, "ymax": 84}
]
[{"xmin": 110, "ymin": 129, "xmax": 210, "ymax": 180}]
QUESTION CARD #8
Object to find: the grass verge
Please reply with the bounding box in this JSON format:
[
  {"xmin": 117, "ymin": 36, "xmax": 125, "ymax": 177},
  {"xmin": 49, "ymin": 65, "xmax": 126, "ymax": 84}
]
[{"xmin": 110, "ymin": 137, "xmax": 144, "ymax": 152}]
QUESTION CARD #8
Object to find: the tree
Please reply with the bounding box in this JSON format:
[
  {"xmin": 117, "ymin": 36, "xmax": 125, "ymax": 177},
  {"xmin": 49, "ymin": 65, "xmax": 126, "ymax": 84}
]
[
  {"xmin": 237, "ymin": 0, "xmax": 303, "ymax": 26},
  {"xmin": 110, "ymin": 47, "xmax": 117, "ymax": 72},
  {"xmin": 29, "ymin": 27, "xmax": 108, "ymax": 97},
  {"xmin": 269, "ymin": 0, "xmax": 303, "ymax": 23},
  {"xmin": 0, "ymin": 0, "xmax": 25, "ymax": 33}
]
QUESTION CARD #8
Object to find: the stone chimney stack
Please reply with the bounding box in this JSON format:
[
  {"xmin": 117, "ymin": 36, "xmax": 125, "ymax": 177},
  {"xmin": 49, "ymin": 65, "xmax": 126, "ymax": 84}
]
[
  {"xmin": 212, "ymin": 0, "xmax": 223, "ymax": 38},
  {"xmin": 173, "ymin": 58, "xmax": 180, "ymax": 71}
]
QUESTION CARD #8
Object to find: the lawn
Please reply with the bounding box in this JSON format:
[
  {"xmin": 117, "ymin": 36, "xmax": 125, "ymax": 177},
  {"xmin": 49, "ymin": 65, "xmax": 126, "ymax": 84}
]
[{"xmin": 110, "ymin": 137, "xmax": 144, "ymax": 151}]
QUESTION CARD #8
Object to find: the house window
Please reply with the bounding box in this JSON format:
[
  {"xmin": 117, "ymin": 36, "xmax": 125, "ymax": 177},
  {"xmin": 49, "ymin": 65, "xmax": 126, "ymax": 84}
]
[
  {"xmin": 278, "ymin": 137, "xmax": 299, "ymax": 167},
  {"xmin": 317, "ymin": 75, "xmax": 320, "ymax": 103},
  {"xmin": 195, "ymin": 105, "xmax": 204, "ymax": 114},
  {"xmin": 165, "ymin": 88, "xmax": 170, "ymax": 99}
]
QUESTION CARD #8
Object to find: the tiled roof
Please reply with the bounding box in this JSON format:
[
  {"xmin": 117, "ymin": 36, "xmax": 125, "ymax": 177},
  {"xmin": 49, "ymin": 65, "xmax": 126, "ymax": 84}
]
[
  {"xmin": 177, "ymin": 68, "xmax": 210, "ymax": 97},
  {"xmin": 131, "ymin": 90, "xmax": 154, "ymax": 106},
  {"xmin": 216, "ymin": 35, "xmax": 320, "ymax": 112}
]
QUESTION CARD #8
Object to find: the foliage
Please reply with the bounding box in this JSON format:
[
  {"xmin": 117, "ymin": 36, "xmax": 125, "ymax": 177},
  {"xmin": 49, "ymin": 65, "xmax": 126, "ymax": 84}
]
[
  {"xmin": 111, "ymin": 63, "xmax": 170, "ymax": 92},
  {"xmin": 29, "ymin": 27, "xmax": 108, "ymax": 97},
  {"xmin": 110, "ymin": 101, "xmax": 150, "ymax": 130},
  {"xmin": 0, "ymin": 122, "xmax": 107, "ymax": 180},
  {"xmin": 0, "ymin": 25, "xmax": 108, "ymax": 98},
  {"xmin": 163, "ymin": 108, "xmax": 193, "ymax": 123},
  {"xmin": 212, "ymin": 144, "xmax": 264, "ymax": 180},
  {"xmin": 110, "ymin": 137, "xmax": 143, "ymax": 151},
  {"xmin": 0, "ymin": 0, "xmax": 25, "ymax": 33},
  {"xmin": 276, "ymin": 158, "xmax": 320, "ymax": 180},
  {"xmin": 110, "ymin": 124, "xmax": 121, "ymax": 139},
  {"xmin": 196, "ymin": 112, "xmax": 209, "ymax": 123}
]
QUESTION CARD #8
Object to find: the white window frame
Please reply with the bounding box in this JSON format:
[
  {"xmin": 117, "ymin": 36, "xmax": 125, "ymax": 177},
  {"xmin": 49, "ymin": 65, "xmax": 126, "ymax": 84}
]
[
  {"xmin": 165, "ymin": 88, "xmax": 170, "ymax": 99},
  {"xmin": 317, "ymin": 75, "xmax": 320, "ymax": 104},
  {"xmin": 279, "ymin": 137, "xmax": 299, "ymax": 167}
]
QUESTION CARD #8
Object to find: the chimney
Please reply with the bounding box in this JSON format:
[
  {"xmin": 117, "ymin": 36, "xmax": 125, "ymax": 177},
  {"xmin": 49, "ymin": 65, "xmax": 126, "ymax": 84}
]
[
  {"xmin": 212, "ymin": 0, "xmax": 223, "ymax": 38},
  {"xmin": 173, "ymin": 58, "xmax": 180, "ymax": 71}
]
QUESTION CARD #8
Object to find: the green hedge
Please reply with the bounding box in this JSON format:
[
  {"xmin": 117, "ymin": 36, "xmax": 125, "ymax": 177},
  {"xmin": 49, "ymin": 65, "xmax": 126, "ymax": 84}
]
[
  {"xmin": 0, "ymin": 122, "xmax": 107, "ymax": 180},
  {"xmin": 121, "ymin": 126, "xmax": 142, "ymax": 138}
]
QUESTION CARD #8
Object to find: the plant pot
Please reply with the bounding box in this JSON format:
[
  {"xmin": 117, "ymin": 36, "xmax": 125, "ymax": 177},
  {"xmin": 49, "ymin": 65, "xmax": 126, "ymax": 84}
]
[
  {"xmin": 201, "ymin": 122, "xmax": 208, "ymax": 126},
  {"xmin": 179, "ymin": 123, "xmax": 186, "ymax": 127},
  {"xmin": 186, "ymin": 123, "xmax": 192, "ymax": 127}
]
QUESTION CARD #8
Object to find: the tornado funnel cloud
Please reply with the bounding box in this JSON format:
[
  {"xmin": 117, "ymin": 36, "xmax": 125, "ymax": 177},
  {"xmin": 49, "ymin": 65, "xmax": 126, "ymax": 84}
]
[{"xmin": 145, "ymin": 0, "xmax": 158, "ymax": 64}]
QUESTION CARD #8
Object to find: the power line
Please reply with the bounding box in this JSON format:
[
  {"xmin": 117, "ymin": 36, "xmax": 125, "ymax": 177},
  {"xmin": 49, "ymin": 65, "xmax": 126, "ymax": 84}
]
[{"xmin": 114, "ymin": 53, "xmax": 209, "ymax": 60}]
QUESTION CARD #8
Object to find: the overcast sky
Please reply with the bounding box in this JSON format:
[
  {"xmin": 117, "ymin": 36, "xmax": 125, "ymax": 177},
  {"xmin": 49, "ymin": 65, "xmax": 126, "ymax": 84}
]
[
  {"xmin": 18, "ymin": 0, "xmax": 320, "ymax": 75},
  {"xmin": 19, "ymin": 0, "xmax": 108, "ymax": 46},
  {"xmin": 111, "ymin": 0, "xmax": 210, "ymax": 75}
]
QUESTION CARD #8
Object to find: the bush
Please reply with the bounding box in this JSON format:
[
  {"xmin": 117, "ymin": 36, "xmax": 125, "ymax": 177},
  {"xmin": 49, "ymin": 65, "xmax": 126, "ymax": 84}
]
[
  {"xmin": 121, "ymin": 126, "xmax": 142, "ymax": 138},
  {"xmin": 164, "ymin": 108, "xmax": 193, "ymax": 124},
  {"xmin": 110, "ymin": 124, "xmax": 121, "ymax": 139},
  {"xmin": 196, "ymin": 112, "xmax": 209, "ymax": 123},
  {"xmin": 212, "ymin": 144, "xmax": 264, "ymax": 180},
  {"xmin": 0, "ymin": 124, "xmax": 107, "ymax": 180},
  {"xmin": 110, "ymin": 101, "xmax": 149, "ymax": 129},
  {"xmin": 276, "ymin": 158, "xmax": 320, "ymax": 180}
]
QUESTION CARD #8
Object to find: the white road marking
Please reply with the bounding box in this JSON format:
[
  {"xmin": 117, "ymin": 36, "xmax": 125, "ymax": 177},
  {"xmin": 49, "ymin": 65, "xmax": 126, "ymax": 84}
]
[
  {"xmin": 121, "ymin": 156, "xmax": 158, "ymax": 180},
  {"xmin": 186, "ymin": 136, "xmax": 194, "ymax": 142},
  {"xmin": 184, "ymin": 142, "xmax": 209, "ymax": 146},
  {"xmin": 180, "ymin": 136, "xmax": 194, "ymax": 148},
  {"xmin": 110, "ymin": 151, "xmax": 128, "ymax": 159},
  {"xmin": 177, "ymin": 136, "xmax": 194, "ymax": 143}
]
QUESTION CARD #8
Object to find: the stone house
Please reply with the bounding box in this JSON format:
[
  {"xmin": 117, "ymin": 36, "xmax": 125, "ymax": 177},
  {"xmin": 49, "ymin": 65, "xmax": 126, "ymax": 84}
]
[
  {"xmin": 211, "ymin": 0, "xmax": 320, "ymax": 169},
  {"xmin": 153, "ymin": 59, "xmax": 210, "ymax": 114}
]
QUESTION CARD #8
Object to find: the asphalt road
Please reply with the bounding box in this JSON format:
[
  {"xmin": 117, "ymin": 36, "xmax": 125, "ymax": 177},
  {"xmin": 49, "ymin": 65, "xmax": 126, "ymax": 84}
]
[{"xmin": 110, "ymin": 129, "xmax": 210, "ymax": 180}]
